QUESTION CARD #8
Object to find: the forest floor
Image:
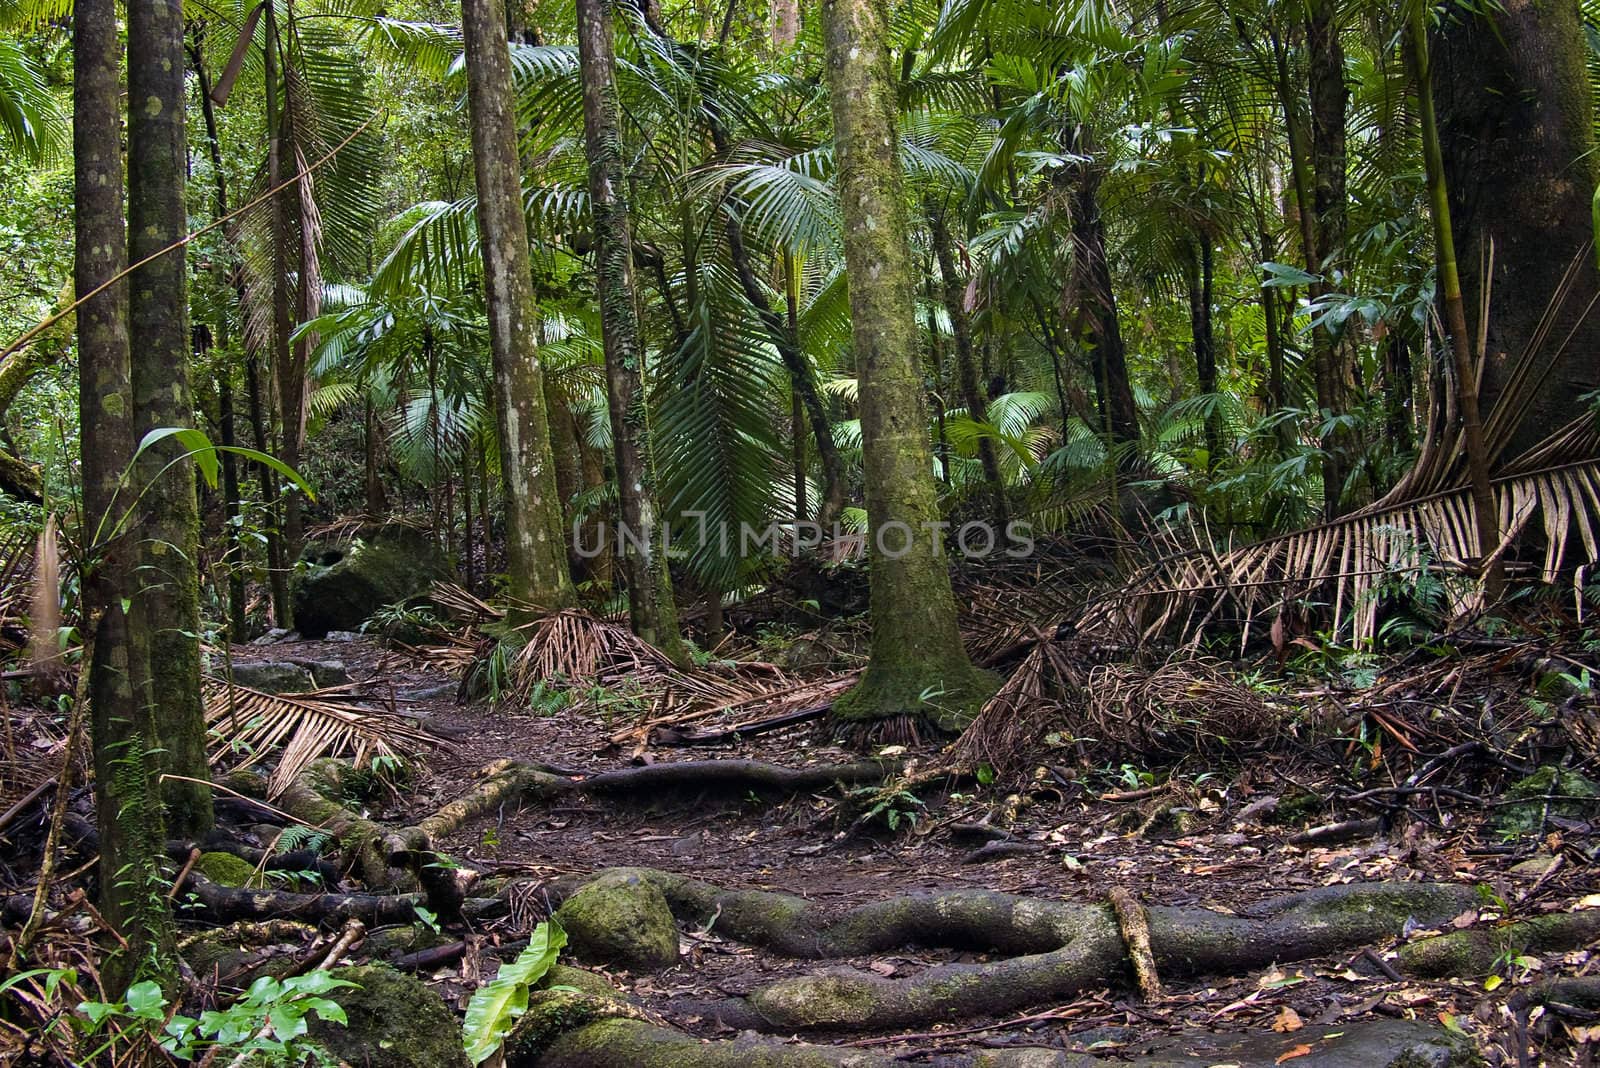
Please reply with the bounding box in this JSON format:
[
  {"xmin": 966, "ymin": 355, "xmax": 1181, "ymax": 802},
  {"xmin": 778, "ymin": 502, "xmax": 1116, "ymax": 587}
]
[{"xmin": 202, "ymin": 632, "xmax": 1600, "ymax": 1066}]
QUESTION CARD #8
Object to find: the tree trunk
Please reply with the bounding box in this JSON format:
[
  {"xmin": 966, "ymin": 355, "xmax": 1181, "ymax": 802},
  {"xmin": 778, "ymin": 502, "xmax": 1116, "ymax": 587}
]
[
  {"xmin": 1412, "ymin": 11, "xmax": 1504, "ymax": 596},
  {"xmin": 1307, "ymin": 0, "xmax": 1356, "ymax": 517},
  {"xmin": 771, "ymin": 0, "xmax": 798, "ymax": 49},
  {"xmin": 928, "ymin": 203, "xmax": 1006, "ymax": 522},
  {"xmin": 822, "ymin": 0, "xmax": 994, "ymax": 732},
  {"xmin": 1436, "ymin": 0, "xmax": 1600, "ymax": 457},
  {"xmin": 1066, "ymin": 169, "xmax": 1139, "ymax": 450},
  {"xmin": 1188, "ymin": 238, "xmax": 1221, "ymax": 465},
  {"xmin": 75, "ymin": 0, "xmax": 176, "ymax": 978},
  {"xmin": 576, "ymin": 0, "xmax": 687, "ymax": 663},
  {"xmin": 211, "ymin": 331, "xmax": 249, "ymax": 641},
  {"xmin": 262, "ymin": 2, "xmax": 296, "ymax": 628},
  {"xmin": 128, "ymin": 0, "xmax": 212, "ymax": 837},
  {"xmin": 461, "ymin": 0, "xmax": 576, "ymax": 615}
]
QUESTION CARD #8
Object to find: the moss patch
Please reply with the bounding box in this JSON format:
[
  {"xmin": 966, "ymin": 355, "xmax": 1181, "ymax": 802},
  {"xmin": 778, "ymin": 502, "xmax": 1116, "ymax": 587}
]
[
  {"xmin": 1493, "ymin": 765, "xmax": 1600, "ymax": 835},
  {"xmin": 554, "ymin": 870, "xmax": 680, "ymax": 973},
  {"xmin": 195, "ymin": 851, "xmax": 260, "ymax": 888},
  {"xmin": 308, "ymin": 964, "xmax": 468, "ymax": 1068}
]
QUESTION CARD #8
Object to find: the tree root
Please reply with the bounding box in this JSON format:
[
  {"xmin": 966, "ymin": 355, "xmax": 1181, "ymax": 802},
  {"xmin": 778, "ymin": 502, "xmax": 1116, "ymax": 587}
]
[
  {"xmin": 546, "ymin": 867, "xmax": 1476, "ymax": 1032},
  {"xmin": 1108, "ymin": 886, "xmax": 1161, "ymax": 1001},
  {"xmin": 179, "ymin": 873, "xmax": 425, "ymax": 926},
  {"xmin": 1397, "ymin": 909, "xmax": 1600, "ymax": 978}
]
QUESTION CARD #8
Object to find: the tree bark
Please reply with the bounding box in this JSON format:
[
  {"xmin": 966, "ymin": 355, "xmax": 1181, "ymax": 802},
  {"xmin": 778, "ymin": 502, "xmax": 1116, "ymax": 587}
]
[
  {"xmin": 1065, "ymin": 167, "xmax": 1139, "ymax": 450},
  {"xmin": 128, "ymin": 0, "xmax": 212, "ymax": 837},
  {"xmin": 821, "ymin": 0, "xmax": 994, "ymax": 731},
  {"xmin": 262, "ymin": 1, "xmax": 296, "ymax": 629},
  {"xmin": 75, "ymin": 0, "xmax": 176, "ymax": 979},
  {"xmin": 1306, "ymin": 0, "xmax": 1356, "ymax": 518},
  {"xmin": 461, "ymin": 0, "xmax": 576, "ymax": 615},
  {"xmin": 576, "ymin": 0, "xmax": 687, "ymax": 663},
  {"xmin": 928, "ymin": 202, "xmax": 1006, "ymax": 522},
  {"xmin": 1437, "ymin": 0, "xmax": 1600, "ymax": 457},
  {"xmin": 1187, "ymin": 238, "xmax": 1220, "ymax": 465}
]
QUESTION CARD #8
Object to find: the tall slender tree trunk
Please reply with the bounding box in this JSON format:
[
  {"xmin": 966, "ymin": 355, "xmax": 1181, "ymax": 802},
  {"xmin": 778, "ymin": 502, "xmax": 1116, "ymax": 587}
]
[
  {"xmin": 928, "ymin": 202, "xmax": 1006, "ymax": 522},
  {"xmin": 210, "ymin": 330, "xmax": 249, "ymax": 640},
  {"xmin": 75, "ymin": 0, "xmax": 175, "ymax": 977},
  {"xmin": 1437, "ymin": 0, "xmax": 1600, "ymax": 456},
  {"xmin": 128, "ymin": 0, "xmax": 211, "ymax": 837},
  {"xmin": 1066, "ymin": 169, "xmax": 1139, "ymax": 450},
  {"xmin": 576, "ymin": 0, "xmax": 687, "ymax": 662},
  {"xmin": 822, "ymin": 0, "xmax": 995, "ymax": 733},
  {"xmin": 1188, "ymin": 237, "xmax": 1221, "ymax": 465},
  {"xmin": 1412, "ymin": 12, "xmax": 1503, "ymax": 596},
  {"xmin": 771, "ymin": 0, "xmax": 798, "ymax": 49},
  {"xmin": 262, "ymin": 2, "xmax": 296, "ymax": 627},
  {"xmin": 461, "ymin": 0, "xmax": 576, "ymax": 616},
  {"xmin": 1307, "ymin": 0, "xmax": 1356, "ymax": 517}
]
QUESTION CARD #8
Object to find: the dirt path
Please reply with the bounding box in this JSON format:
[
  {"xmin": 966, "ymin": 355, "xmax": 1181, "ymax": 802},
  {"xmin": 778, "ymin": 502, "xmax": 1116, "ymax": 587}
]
[{"xmin": 229, "ymin": 636, "xmax": 1598, "ymax": 1064}]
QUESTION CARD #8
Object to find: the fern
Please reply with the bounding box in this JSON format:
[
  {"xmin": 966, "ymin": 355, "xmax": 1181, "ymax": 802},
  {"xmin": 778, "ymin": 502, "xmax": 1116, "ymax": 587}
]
[{"xmin": 461, "ymin": 920, "xmax": 567, "ymax": 1066}]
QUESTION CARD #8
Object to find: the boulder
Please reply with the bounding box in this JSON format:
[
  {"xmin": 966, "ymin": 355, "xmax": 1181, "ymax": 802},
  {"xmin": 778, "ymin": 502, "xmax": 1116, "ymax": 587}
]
[
  {"xmin": 290, "ymin": 525, "xmax": 447, "ymax": 639},
  {"xmin": 308, "ymin": 964, "xmax": 469, "ymax": 1068},
  {"xmin": 230, "ymin": 662, "xmax": 317, "ymax": 694},
  {"xmin": 193, "ymin": 851, "xmax": 259, "ymax": 887},
  {"xmin": 554, "ymin": 870, "xmax": 680, "ymax": 973}
]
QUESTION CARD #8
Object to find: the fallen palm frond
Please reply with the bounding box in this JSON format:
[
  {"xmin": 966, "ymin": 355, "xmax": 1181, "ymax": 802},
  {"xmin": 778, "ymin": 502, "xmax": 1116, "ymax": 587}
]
[
  {"xmin": 0, "ymin": 528, "xmax": 37, "ymax": 655},
  {"xmin": 204, "ymin": 679, "xmax": 444, "ymax": 799},
  {"xmin": 431, "ymin": 581, "xmax": 505, "ymax": 624},
  {"xmin": 947, "ymin": 632, "xmax": 1085, "ymax": 774},
  {"xmin": 1084, "ymin": 413, "xmax": 1600, "ymax": 647},
  {"xmin": 1079, "ymin": 658, "xmax": 1279, "ymax": 759}
]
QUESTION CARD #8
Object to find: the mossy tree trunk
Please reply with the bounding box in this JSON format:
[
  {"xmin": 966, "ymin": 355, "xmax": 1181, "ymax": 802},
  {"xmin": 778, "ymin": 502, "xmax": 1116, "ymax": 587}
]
[
  {"xmin": 74, "ymin": 0, "xmax": 176, "ymax": 979},
  {"xmin": 127, "ymin": 0, "xmax": 212, "ymax": 837},
  {"xmin": 576, "ymin": 0, "xmax": 687, "ymax": 664},
  {"xmin": 461, "ymin": 0, "xmax": 576, "ymax": 615},
  {"xmin": 927, "ymin": 201, "xmax": 1006, "ymax": 523},
  {"xmin": 1437, "ymin": 0, "xmax": 1600, "ymax": 456},
  {"xmin": 821, "ymin": 0, "xmax": 994, "ymax": 732}
]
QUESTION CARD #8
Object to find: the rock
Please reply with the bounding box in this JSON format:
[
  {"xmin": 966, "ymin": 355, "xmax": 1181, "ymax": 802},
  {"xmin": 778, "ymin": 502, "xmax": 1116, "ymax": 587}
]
[
  {"xmin": 308, "ymin": 964, "xmax": 469, "ymax": 1068},
  {"xmin": 1112, "ymin": 1018, "xmax": 1474, "ymax": 1066},
  {"xmin": 1494, "ymin": 765, "xmax": 1600, "ymax": 835},
  {"xmin": 194, "ymin": 851, "xmax": 260, "ymax": 888},
  {"xmin": 401, "ymin": 681, "xmax": 459, "ymax": 702},
  {"xmin": 250, "ymin": 627, "xmax": 294, "ymax": 646},
  {"xmin": 288, "ymin": 658, "xmax": 349, "ymax": 687},
  {"xmin": 1509, "ymin": 853, "xmax": 1561, "ymax": 877},
  {"xmin": 325, "ymin": 630, "xmax": 364, "ymax": 642},
  {"xmin": 230, "ymin": 661, "xmax": 317, "ymax": 694},
  {"xmin": 290, "ymin": 524, "xmax": 447, "ymax": 639},
  {"xmin": 554, "ymin": 870, "xmax": 680, "ymax": 973}
]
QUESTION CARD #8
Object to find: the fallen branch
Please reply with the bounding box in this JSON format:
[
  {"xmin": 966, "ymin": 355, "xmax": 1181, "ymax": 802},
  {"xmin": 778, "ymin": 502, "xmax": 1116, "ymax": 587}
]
[{"xmin": 1109, "ymin": 886, "xmax": 1163, "ymax": 1001}]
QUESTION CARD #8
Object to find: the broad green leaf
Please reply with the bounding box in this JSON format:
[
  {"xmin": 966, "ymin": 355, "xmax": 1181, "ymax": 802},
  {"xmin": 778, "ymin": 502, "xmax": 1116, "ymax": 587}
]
[{"xmin": 462, "ymin": 920, "xmax": 567, "ymax": 1065}]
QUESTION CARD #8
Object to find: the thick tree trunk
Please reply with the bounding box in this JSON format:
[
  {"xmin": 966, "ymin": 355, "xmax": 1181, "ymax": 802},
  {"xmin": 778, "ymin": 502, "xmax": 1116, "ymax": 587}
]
[
  {"xmin": 1436, "ymin": 0, "xmax": 1600, "ymax": 457},
  {"xmin": 576, "ymin": 0, "xmax": 687, "ymax": 663},
  {"xmin": 821, "ymin": 0, "xmax": 994, "ymax": 732},
  {"xmin": 75, "ymin": 0, "xmax": 176, "ymax": 977},
  {"xmin": 1307, "ymin": 0, "xmax": 1356, "ymax": 517},
  {"xmin": 928, "ymin": 203, "xmax": 1006, "ymax": 522},
  {"xmin": 128, "ymin": 0, "xmax": 212, "ymax": 837},
  {"xmin": 461, "ymin": 0, "xmax": 576, "ymax": 615}
]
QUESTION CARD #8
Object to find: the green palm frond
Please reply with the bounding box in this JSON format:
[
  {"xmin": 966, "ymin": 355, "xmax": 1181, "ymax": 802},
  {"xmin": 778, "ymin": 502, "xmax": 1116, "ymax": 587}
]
[{"xmin": 0, "ymin": 35, "xmax": 65, "ymax": 161}]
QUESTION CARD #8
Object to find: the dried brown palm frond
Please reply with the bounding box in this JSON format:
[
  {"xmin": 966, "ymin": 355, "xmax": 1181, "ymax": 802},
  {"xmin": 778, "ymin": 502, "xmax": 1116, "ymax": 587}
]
[
  {"xmin": 204, "ymin": 679, "xmax": 444, "ymax": 799},
  {"xmin": 947, "ymin": 632, "xmax": 1087, "ymax": 775},
  {"xmin": 430, "ymin": 581, "xmax": 504, "ymax": 624},
  {"xmin": 1085, "ymin": 410, "xmax": 1600, "ymax": 647},
  {"xmin": 1068, "ymin": 658, "xmax": 1279, "ymax": 761},
  {"xmin": 390, "ymin": 629, "xmax": 489, "ymax": 679},
  {"xmin": 0, "ymin": 528, "xmax": 37, "ymax": 655}
]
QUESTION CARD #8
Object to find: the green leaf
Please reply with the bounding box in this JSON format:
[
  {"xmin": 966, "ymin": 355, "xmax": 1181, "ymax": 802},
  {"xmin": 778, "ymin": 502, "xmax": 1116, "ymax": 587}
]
[
  {"xmin": 1260, "ymin": 261, "xmax": 1321, "ymax": 288},
  {"xmin": 134, "ymin": 428, "xmax": 318, "ymax": 501},
  {"xmin": 462, "ymin": 920, "xmax": 566, "ymax": 1065},
  {"xmin": 123, "ymin": 981, "xmax": 167, "ymax": 1020}
]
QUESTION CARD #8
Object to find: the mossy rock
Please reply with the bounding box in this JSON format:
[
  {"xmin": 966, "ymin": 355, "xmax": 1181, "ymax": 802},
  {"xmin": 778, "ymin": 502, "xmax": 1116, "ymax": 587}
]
[
  {"xmin": 1493, "ymin": 765, "xmax": 1600, "ymax": 835},
  {"xmin": 502, "ymin": 988, "xmax": 652, "ymax": 1065},
  {"xmin": 290, "ymin": 524, "xmax": 446, "ymax": 639},
  {"xmin": 538, "ymin": 964, "xmax": 622, "ymax": 996},
  {"xmin": 307, "ymin": 964, "xmax": 468, "ymax": 1068},
  {"xmin": 554, "ymin": 870, "xmax": 680, "ymax": 973},
  {"xmin": 195, "ymin": 851, "xmax": 260, "ymax": 888}
]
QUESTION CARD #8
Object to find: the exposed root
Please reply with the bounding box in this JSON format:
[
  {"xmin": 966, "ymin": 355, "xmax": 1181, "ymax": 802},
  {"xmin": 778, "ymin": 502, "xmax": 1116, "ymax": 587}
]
[
  {"xmin": 1398, "ymin": 909, "xmax": 1600, "ymax": 978},
  {"xmin": 544, "ymin": 867, "xmax": 1477, "ymax": 1033},
  {"xmin": 1108, "ymin": 886, "xmax": 1162, "ymax": 1001},
  {"xmin": 180, "ymin": 873, "xmax": 424, "ymax": 926}
]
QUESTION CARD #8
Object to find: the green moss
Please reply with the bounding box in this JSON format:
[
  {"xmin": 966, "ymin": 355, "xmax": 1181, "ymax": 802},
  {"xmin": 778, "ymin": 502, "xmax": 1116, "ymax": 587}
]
[
  {"xmin": 833, "ymin": 662, "xmax": 999, "ymax": 733},
  {"xmin": 502, "ymin": 988, "xmax": 647, "ymax": 1065},
  {"xmin": 553, "ymin": 870, "xmax": 680, "ymax": 973},
  {"xmin": 195, "ymin": 851, "xmax": 259, "ymax": 888},
  {"xmin": 1494, "ymin": 765, "xmax": 1600, "ymax": 835},
  {"xmin": 308, "ymin": 964, "xmax": 468, "ymax": 1068},
  {"xmin": 539, "ymin": 964, "xmax": 620, "ymax": 996},
  {"xmin": 748, "ymin": 972, "xmax": 881, "ymax": 1029}
]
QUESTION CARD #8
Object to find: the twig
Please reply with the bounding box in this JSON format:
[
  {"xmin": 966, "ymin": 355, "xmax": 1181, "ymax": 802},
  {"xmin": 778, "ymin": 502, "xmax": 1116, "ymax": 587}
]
[{"xmin": 167, "ymin": 848, "xmax": 202, "ymax": 902}]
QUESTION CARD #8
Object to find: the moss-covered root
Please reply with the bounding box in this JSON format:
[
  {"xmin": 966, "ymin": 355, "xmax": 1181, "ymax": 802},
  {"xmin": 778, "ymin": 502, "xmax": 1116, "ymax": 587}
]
[
  {"xmin": 1399, "ymin": 910, "xmax": 1600, "ymax": 978},
  {"xmin": 269, "ymin": 759, "xmax": 395, "ymax": 888},
  {"xmin": 388, "ymin": 759, "xmax": 571, "ymax": 861},
  {"xmin": 502, "ymin": 989, "xmax": 662, "ymax": 1065},
  {"xmin": 535, "ymin": 1017, "xmax": 899, "ymax": 1068}
]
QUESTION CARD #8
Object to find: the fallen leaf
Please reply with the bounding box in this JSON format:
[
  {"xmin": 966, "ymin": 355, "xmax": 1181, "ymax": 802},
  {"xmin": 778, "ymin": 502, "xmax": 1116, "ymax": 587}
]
[
  {"xmin": 1275, "ymin": 1043, "xmax": 1313, "ymax": 1063},
  {"xmin": 868, "ymin": 961, "xmax": 897, "ymax": 977},
  {"xmin": 1272, "ymin": 1007, "xmax": 1304, "ymax": 1033},
  {"xmin": 1450, "ymin": 909, "xmax": 1479, "ymax": 929}
]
